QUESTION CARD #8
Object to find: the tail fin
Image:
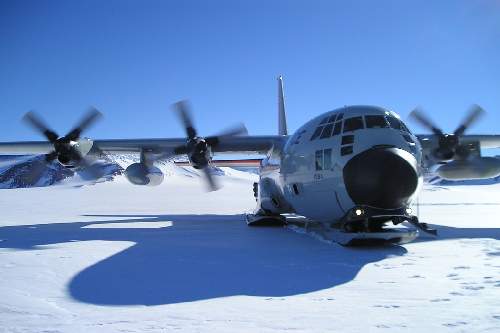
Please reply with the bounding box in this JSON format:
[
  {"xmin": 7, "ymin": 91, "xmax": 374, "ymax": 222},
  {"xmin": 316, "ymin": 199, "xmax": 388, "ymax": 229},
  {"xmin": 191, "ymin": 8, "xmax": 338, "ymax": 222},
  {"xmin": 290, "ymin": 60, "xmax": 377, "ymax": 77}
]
[{"xmin": 277, "ymin": 75, "xmax": 288, "ymax": 136}]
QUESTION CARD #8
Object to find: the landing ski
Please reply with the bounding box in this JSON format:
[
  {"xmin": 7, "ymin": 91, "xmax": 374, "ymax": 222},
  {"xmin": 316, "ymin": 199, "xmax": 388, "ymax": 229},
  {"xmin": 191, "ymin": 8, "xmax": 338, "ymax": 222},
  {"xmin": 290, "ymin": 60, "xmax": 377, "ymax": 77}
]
[
  {"xmin": 245, "ymin": 213, "xmax": 287, "ymax": 226},
  {"xmin": 286, "ymin": 217, "xmax": 419, "ymax": 246}
]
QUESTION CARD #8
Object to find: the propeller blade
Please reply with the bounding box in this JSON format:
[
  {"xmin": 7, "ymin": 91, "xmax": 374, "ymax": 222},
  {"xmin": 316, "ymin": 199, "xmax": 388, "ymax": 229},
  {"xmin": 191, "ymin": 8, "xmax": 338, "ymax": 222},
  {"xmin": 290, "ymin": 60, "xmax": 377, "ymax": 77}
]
[
  {"xmin": 216, "ymin": 123, "xmax": 248, "ymax": 137},
  {"xmin": 45, "ymin": 151, "xmax": 59, "ymax": 162},
  {"xmin": 202, "ymin": 167, "xmax": 220, "ymax": 192},
  {"xmin": 205, "ymin": 123, "xmax": 248, "ymax": 146},
  {"xmin": 66, "ymin": 107, "xmax": 103, "ymax": 141},
  {"xmin": 453, "ymin": 104, "xmax": 485, "ymax": 136},
  {"xmin": 22, "ymin": 111, "xmax": 59, "ymax": 143},
  {"xmin": 408, "ymin": 107, "xmax": 444, "ymax": 136},
  {"xmin": 173, "ymin": 100, "xmax": 197, "ymax": 139}
]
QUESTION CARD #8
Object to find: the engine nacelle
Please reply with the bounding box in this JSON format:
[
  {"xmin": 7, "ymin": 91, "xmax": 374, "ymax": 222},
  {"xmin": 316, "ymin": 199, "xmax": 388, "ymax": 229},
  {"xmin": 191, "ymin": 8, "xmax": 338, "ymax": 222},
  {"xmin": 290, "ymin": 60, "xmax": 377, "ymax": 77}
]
[
  {"xmin": 437, "ymin": 157, "xmax": 500, "ymax": 180},
  {"xmin": 55, "ymin": 138, "xmax": 95, "ymax": 168},
  {"xmin": 124, "ymin": 163, "xmax": 164, "ymax": 186},
  {"xmin": 187, "ymin": 138, "xmax": 212, "ymax": 169}
]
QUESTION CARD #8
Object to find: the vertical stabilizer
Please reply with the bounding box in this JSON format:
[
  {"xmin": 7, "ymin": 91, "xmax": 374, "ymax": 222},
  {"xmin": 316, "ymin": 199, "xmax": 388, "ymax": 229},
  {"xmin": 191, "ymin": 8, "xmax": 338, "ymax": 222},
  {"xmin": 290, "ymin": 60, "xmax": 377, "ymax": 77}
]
[{"xmin": 277, "ymin": 75, "xmax": 288, "ymax": 136}]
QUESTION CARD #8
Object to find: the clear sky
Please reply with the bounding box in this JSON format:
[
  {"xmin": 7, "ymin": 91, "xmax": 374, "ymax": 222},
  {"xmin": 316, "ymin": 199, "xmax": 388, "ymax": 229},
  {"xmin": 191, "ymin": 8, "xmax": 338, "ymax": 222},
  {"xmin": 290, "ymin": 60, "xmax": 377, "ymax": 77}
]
[{"xmin": 1, "ymin": 1, "xmax": 499, "ymax": 148}]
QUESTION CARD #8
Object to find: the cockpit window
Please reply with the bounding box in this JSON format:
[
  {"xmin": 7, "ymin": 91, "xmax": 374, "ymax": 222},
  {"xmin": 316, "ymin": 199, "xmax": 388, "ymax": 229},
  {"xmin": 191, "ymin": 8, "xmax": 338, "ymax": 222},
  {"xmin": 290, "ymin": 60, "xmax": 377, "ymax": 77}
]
[
  {"xmin": 343, "ymin": 116, "xmax": 364, "ymax": 133},
  {"xmin": 402, "ymin": 133, "xmax": 414, "ymax": 143},
  {"xmin": 400, "ymin": 121, "xmax": 412, "ymax": 134},
  {"xmin": 332, "ymin": 121, "xmax": 342, "ymax": 136},
  {"xmin": 320, "ymin": 123, "xmax": 334, "ymax": 139},
  {"xmin": 387, "ymin": 116, "xmax": 412, "ymax": 134},
  {"xmin": 319, "ymin": 117, "xmax": 329, "ymax": 125},
  {"xmin": 327, "ymin": 115, "xmax": 337, "ymax": 123},
  {"xmin": 386, "ymin": 116, "xmax": 402, "ymax": 130},
  {"xmin": 365, "ymin": 115, "xmax": 389, "ymax": 128},
  {"xmin": 310, "ymin": 126, "xmax": 324, "ymax": 140}
]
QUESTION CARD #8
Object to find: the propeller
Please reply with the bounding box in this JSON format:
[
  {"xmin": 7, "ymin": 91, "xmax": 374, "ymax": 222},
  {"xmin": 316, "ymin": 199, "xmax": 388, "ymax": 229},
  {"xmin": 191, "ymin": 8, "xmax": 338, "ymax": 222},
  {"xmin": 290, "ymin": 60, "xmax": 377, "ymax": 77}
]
[
  {"xmin": 409, "ymin": 104, "xmax": 485, "ymax": 161},
  {"xmin": 22, "ymin": 108, "xmax": 103, "ymax": 180},
  {"xmin": 172, "ymin": 100, "xmax": 248, "ymax": 191}
]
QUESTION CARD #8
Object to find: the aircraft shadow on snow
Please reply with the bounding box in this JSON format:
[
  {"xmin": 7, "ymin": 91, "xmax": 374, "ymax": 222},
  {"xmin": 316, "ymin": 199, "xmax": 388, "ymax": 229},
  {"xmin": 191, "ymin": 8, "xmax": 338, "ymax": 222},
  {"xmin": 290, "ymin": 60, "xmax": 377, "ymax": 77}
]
[{"xmin": 0, "ymin": 213, "xmax": 498, "ymax": 306}]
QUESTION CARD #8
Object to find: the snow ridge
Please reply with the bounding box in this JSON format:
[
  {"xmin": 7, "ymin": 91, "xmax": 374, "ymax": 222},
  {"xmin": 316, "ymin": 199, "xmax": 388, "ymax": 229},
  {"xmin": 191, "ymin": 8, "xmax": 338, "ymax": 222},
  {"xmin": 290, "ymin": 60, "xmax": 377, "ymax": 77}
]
[{"xmin": 0, "ymin": 154, "xmax": 257, "ymax": 189}]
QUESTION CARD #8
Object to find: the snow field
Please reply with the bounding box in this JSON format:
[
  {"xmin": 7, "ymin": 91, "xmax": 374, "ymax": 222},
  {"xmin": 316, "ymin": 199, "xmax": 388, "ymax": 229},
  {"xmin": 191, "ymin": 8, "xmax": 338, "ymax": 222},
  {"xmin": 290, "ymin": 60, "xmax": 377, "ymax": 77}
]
[{"xmin": 0, "ymin": 173, "xmax": 499, "ymax": 332}]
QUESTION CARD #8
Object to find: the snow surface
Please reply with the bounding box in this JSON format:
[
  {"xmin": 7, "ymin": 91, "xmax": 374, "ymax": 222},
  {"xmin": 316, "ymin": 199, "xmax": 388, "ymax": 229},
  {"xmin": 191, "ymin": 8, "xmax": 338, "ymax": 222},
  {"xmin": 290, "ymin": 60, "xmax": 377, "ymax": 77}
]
[{"xmin": 0, "ymin": 171, "xmax": 499, "ymax": 332}]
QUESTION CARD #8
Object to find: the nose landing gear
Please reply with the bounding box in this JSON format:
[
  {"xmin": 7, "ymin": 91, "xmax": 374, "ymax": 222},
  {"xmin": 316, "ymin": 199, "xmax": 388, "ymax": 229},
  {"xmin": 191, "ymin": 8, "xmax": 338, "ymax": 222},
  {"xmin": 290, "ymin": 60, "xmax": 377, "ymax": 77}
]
[{"xmin": 332, "ymin": 206, "xmax": 437, "ymax": 246}]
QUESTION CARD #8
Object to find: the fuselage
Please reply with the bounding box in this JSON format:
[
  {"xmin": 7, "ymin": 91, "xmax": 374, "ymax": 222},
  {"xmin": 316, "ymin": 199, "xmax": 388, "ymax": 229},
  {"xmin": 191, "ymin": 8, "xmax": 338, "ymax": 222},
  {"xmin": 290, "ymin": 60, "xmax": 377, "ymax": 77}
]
[{"xmin": 258, "ymin": 105, "xmax": 423, "ymax": 223}]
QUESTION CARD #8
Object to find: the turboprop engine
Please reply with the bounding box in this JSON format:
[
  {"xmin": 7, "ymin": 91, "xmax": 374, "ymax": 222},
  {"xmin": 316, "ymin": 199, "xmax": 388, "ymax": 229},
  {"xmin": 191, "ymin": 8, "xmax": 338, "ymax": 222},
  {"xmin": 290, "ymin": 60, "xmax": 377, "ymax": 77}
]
[
  {"xmin": 21, "ymin": 108, "xmax": 105, "ymax": 180},
  {"xmin": 124, "ymin": 163, "xmax": 164, "ymax": 186},
  {"xmin": 437, "ymin": 157, "xmax": 500, "ymax": 180},
  {"xmin": 172, "ymin": 100, "xmax": 247, "ymax": 191}
]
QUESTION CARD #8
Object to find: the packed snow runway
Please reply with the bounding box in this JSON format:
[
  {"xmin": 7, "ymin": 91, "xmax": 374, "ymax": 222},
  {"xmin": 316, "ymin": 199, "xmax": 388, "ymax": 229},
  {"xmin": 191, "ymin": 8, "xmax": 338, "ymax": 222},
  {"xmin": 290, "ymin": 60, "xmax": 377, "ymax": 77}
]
[{"xmin": 0, "ymin": 171, "xmax": 499, "ymax": 332}]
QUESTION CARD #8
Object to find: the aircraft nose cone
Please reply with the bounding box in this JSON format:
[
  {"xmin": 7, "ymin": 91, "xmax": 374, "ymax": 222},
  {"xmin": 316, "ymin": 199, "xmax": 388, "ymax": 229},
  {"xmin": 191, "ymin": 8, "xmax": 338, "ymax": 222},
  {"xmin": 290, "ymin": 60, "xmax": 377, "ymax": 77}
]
[{"xmin": 343, "ymin": 147, "xmax": 419, "ymax": 209}]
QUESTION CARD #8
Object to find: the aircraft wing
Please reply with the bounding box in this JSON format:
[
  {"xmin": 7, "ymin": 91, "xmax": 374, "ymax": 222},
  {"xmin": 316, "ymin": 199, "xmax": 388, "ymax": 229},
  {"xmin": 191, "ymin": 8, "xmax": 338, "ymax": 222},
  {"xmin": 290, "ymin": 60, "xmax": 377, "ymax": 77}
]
[
  {"xmin": 0, "ymin": 141, "xmax": 54, "ymax": 154},
  {"xmin": 416, "ymin": 134, "xmax": 500, "ymax": 149},
  {"xmin": 457, "ymin": 135, "xmax": 500, "ymax": 149},
  {"xmin": 0, "ymin": 135, "xmax": 287, "ymax": 157}
]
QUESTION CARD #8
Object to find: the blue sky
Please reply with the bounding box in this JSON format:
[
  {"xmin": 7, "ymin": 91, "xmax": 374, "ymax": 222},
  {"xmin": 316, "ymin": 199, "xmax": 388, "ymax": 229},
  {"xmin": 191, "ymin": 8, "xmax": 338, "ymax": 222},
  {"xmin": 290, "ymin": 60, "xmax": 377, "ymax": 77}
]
[{"xmin": 1, "ymin": 1, "xmax": 500, "ymax": 148}]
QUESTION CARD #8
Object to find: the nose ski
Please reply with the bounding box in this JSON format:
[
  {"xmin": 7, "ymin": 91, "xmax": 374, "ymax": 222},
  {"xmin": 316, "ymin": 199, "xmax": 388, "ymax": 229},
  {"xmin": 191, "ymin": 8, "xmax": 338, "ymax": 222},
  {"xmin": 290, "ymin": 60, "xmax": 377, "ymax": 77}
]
[{"xmin": 246, "ymin": 208, "xmax": 437, "ymax": 246}]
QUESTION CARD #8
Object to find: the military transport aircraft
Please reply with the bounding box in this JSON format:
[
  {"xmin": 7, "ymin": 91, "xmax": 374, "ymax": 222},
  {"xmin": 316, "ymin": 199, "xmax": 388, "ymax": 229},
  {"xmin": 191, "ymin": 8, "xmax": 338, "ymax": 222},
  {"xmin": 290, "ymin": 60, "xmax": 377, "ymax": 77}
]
[{"xmin": 1, "ymin": 76, "xmax": 500, "ymax": 245}]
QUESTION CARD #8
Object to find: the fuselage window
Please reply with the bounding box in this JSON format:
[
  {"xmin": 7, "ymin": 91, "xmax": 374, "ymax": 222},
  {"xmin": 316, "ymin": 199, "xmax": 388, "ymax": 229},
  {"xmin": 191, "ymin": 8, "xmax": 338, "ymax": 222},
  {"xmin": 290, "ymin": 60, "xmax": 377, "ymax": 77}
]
[
  {"xmin": 323, "ymin": 149, "xmax": 332, "ymax": 170},
  {"xmin": 365, "ymin": 115, "xmax": 389, "ymax": 128},
  {"xmin": 320, "ymin": 123, "xmax": 334, "ymax": 139},
  {"xmin": 315, "ymin": 149, "xmax": 333, "ymax": 171},
  {"xmin": 332, "ymin": 121, "xmax": 342, "ymax": 136},
  {"xmin": 343, "ymin": 116, "xmax": 364, "ymax": 133},
  {"xmin": 315, "ymin": 150, "xmax": 323, "ymax": 170},
  {"xmin": 310, "ymin": 126, "xmax": 324, "ymax": 140}
]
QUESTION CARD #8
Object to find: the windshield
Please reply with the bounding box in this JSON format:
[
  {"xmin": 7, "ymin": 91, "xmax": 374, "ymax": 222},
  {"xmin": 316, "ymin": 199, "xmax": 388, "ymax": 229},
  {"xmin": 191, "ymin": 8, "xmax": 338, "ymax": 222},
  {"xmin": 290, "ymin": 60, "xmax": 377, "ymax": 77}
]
[
  {"xmin": 365, "ymin": 115, "xmax": 389, "ymax": 128},
  {"xmin": 343, "ymin": 116, "xmax": 364, "ymax": 133}
]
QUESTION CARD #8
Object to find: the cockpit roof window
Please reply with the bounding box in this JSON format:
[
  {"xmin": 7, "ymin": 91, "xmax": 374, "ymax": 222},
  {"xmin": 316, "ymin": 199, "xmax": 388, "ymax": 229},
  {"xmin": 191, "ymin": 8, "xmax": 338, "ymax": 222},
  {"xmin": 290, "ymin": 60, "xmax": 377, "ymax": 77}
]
[
  {"xmin": 343, "ymin": 116, "xmax": 364, "ymax": 133},
  {"xmin": 337, "ymin": 113, "xmax": 344, "ymax": 120},
  {"xmin": 319, "ymin": 117, "xmax": 329, "ymax": 125},
  {"xmin": 365, "ymin": 115, "xmax": 389, "ymax": 128},
  {"xmin": 327, "ymin": 114, "xmax": 337, "ymax": 123}
]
